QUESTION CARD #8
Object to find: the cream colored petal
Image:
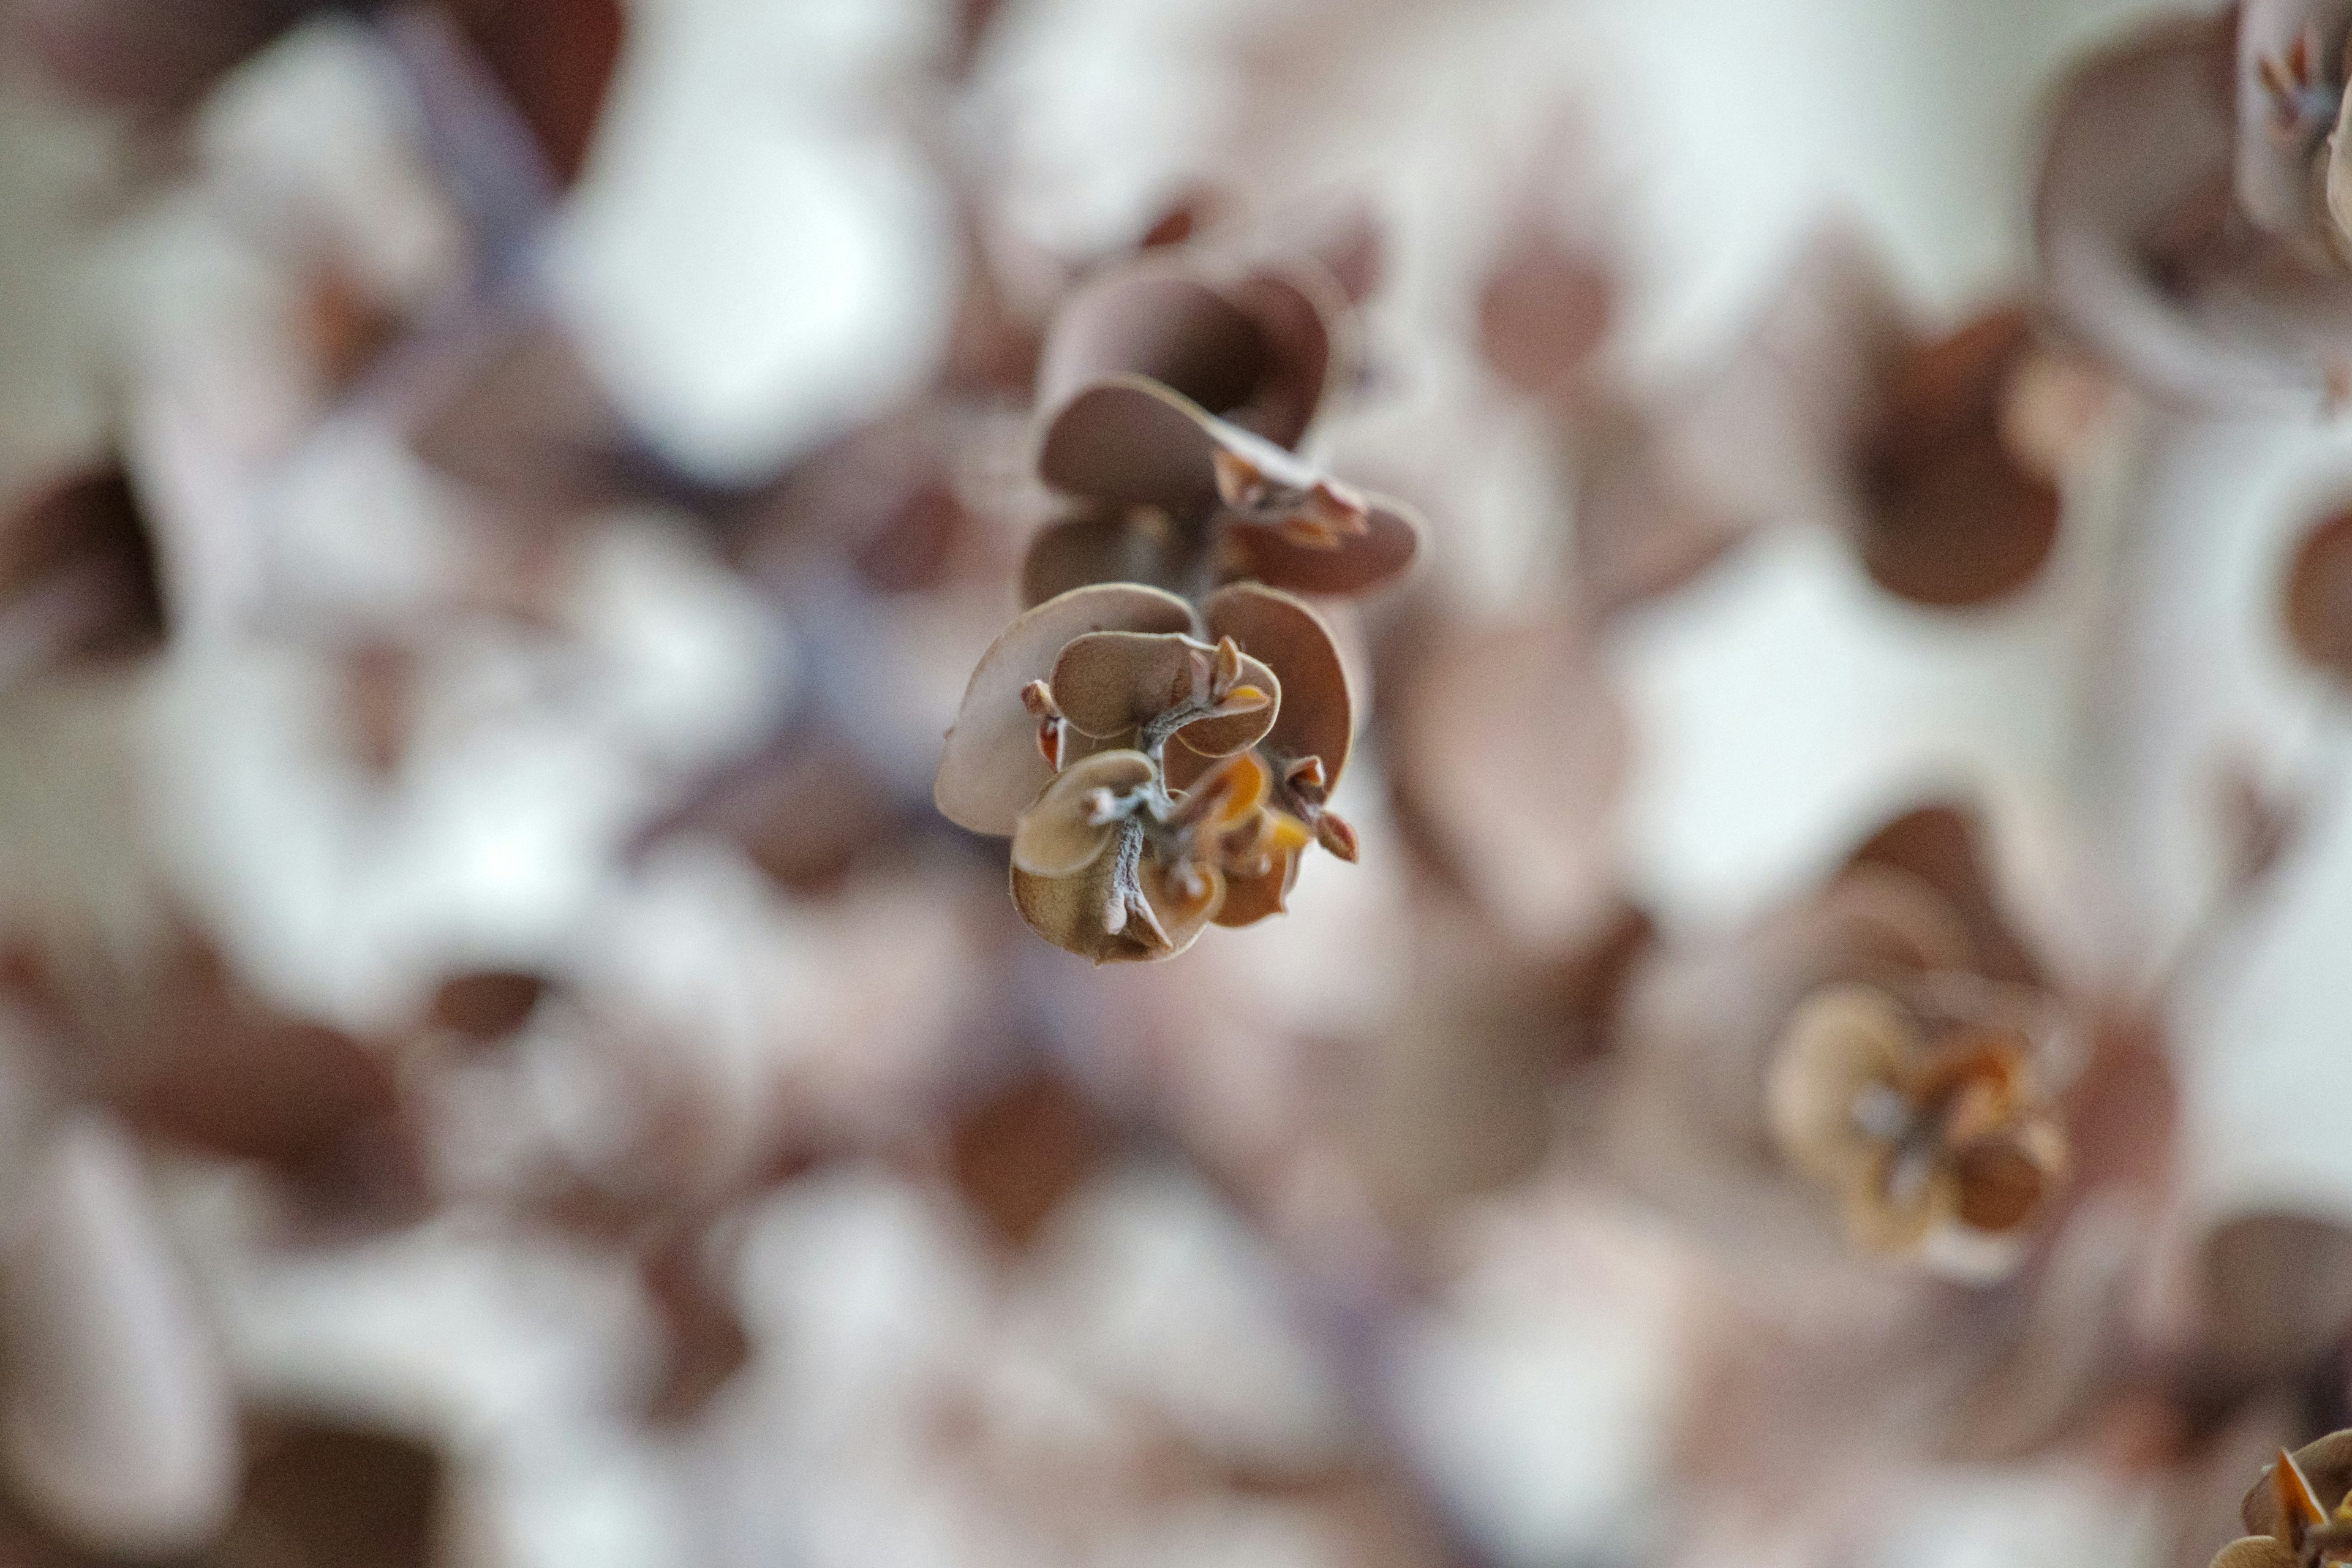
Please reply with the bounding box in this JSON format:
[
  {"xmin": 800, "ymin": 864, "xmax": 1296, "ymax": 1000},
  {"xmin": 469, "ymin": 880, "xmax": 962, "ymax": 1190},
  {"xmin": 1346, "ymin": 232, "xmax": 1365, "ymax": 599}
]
[
  {"xmin": 1765, "ymin": 982, "xmax": 1917, "ymax": 1186},
  {"xmin": 934, "ymin": 582, "xmax": 1196, "ymax": 837},
  {"xmin": 1009, "ymin": 750, "xmax": 1155, "ymax": 878}
]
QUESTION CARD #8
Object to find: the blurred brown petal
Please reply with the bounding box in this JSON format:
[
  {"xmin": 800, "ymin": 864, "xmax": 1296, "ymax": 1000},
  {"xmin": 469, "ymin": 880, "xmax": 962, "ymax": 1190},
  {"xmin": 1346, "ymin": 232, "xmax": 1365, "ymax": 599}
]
[
  {"xmin": 1019, "ymin": 508, "xmax": 1190, "ymax": 608},
  {"xmin": 639, "ymin": 1227, "xmax": 752, "ymax": 1425},
  {"xmin": 424, "ymin": 970, "xmax": 548, "ymax": 1046},
  {"xmin": 0, "ymin": 467, "xmax": 167, "ymax": 684},
  {"xmin": 2198, "ymin": 1213, "xmax": 2352, "ymax": 1399},
  {"xmin": 1036, "ymin": 258, "xmax": 1336, "ymax": 449},
  {"xmin": 1009, "ymin": 749, "xmax": 1155, "ymax": 878},
  {"xmin": 1839, "ymin": 802, "xmax": 2041, "ymax": 986},
  {"xmin": 2034, "ymin": 12, "xmax": 2344, "ymax": 410},
  {"xmin": 1950, "ymin": 1119, "xmax": 2064, "ymax": 1232},
  {"xmin": 2285, "ymin": 504, "xmax": 2352, "ymax": 684},
  {"xmin": 945, "ymin": 1069, "xmax": 1111, "ymax": 1251},
  {"xmin": 1200, "ymin": 582, "xmax": 1353, "ymax": 785},
  {"xmin": 1477, "ymin": 224, "xmax": 1613, "ymax": 402},
  {"xmin": 935, "ymin": 582, "xmax": 1196, "ymax": 837},
  {"xmin": 0, "ymin": 1116, "xmax": 238, "ymax": 1559},
  {"xmin": 86, "ymin": 935, "xmax": 424, "ymax": 1227},
  {"xmin": 407, "ymin": 321, "xmax": 638, "ymax": 517},
  {"xmin": 1856, "ymin": 307, "xmax": 2062, "ymax": 607},
  {"xmin": 1389, "ymin": 611, "xmax": 1627, "ymax": 948},
  {"xmin": 6, "ymin": 0, "xmax": 315, "ymax": 110},
  {"xmin": 442, "ymin": 0, "xmax": 624, "ymax": 188},
  {"xmin": 222, "ymin": 1416, "xmax": 443, "ymax": 1568}
]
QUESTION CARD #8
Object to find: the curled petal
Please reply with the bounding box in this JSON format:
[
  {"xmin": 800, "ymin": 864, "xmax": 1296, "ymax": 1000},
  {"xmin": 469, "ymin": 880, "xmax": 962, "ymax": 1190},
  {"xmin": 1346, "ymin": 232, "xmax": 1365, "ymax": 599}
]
[
  {"xmin": 1201, "ymin": 583, "xmax": 1354, "ymax": 786},
  {"xmin": 1038, "ymin": 376, "xmax": 1324, "ymax": 517},
  {"xmin": 1217, "ymin": 490, "xmax": 1423, "ymax": 597},
  {"xmin": 935, "ymin": 584, "xmax": 1196, "ymax": 837},
  {"xmin": 1035, "ymin": 258, "xmax": 1337, "ymax": 448},
  {"xmin": 2211, "ymin": 1538, "xmax": 2299, "ymax": 1568},
  {"xmin": 1765, "ymin": 982, "xmax": 1916, "ymax": 1189},
  {"xmin": 1011, "ymin": 827, "xmax": 1222, "ymax": 965},
  {"xmin": 1212, "ymin": 846, "xmax": 1301, "ymax": 928},
  {"xmin": 1010, "ymin": 751, "xmax": 1155, "ymax": 878},
  {"xmin": 2247, "ymin": 1431, "xmax": 2352, "ymax": 1538},
  {"xmin": 1049, "ymin": 631, "xmax": 1280, "ymax": 758}
]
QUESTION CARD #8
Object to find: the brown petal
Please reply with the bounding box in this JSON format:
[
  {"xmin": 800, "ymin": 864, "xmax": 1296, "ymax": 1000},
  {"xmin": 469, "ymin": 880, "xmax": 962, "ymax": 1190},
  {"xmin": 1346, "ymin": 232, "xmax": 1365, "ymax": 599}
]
[
  {"xmin": 946, "ymin": 1069, "xmax": 1111, "ymax": 1251},
  {"xmin": 1217, "ymin": 491, "xmax": 1423, "ymax": 598},
  {"xmin": 443, "ymin": 0, "xmax": 625, "ymax": 188},
  {"xmin": 935, "ymin": 583, "xmax": 1196, "ymax": 837},
  {"xmin": 2211, "ymin": 1537, "xmax": 2300, "ymax": 1568},
  {"xmin": 1212, "ymin": 845, "xmax": 1300, "ymax": 929},
  {"xmin": 1019, "ymin": 508, "xmax": 1188, "ymax": 608},
  {"xmin": 424, "ymin": 970, "xmax": 549, "ymax": 1044},
  {"xmin": 2285, "ymin": 504, "xmax": 2352, "ymax": 684},
  {"xmin": 1839, "ymin": 802, "xmax": 2041, "ymax": 986},
  {"xmin": 1050, "ymin": 632, "xmax": 1204, "ymax": 737},
  {"xmin": 1951, "ymin": 1120, "xmax": 2065, "ymax": 1233},
  {"xmin": 0, "ymin": 467, "xmax": 168, "ymax": 682},
  {"xmin": 1856, "ymin": 307, "xmax": 2062, "ymax": 607},
  {"xmin": 1478, "ymin": 224, "xmax": 1614, "ymax": 401},
  {"xmin": 1036, "ymin": 264, "xmax": 1270, "ymax": 418},
  {"xmin": 1388, "ymin": 611, "xmax": 1626, "ymax": 946},
  {"xmin": 1200, "ymin": 582, "xmax": 1354, "ymax": 784},
  {"xmin": 1047, "ymin": 630, "xmax": 1280, "ymax": 758},
  {"xmin": 1035, "ymin": 259, "xmax": 1336, "ymax": 448},
  {"xmin": 230, "ymin": 1416, "xmax": 445, "ymax": 1568},
  {"xmin": 1010, "ymin": 750, "xmax": 1155, "ymax": 878},
  {"xmin": 0, "ymin": 1116, "xmax": 238, "ymax": 1558},
  {"xmin": 1009, "ymin": 828, "xmax": 1222, "ymax": 964},
  {"xmin": 1220, "ymin": 266, "xmax": 1343, "ymax": 448},
  {"xmin": 1765, "ymin": 982, "xmax": 1915, "ymax": 1188}
]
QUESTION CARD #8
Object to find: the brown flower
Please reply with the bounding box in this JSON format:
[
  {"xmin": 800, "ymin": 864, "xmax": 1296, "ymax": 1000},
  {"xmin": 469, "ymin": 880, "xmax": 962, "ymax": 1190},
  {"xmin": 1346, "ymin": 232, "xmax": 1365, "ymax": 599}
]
[
  {"xmin": 1019, "ymin": 256, "xmax": 1423, "ymax": 606},
  {"xmin": 2211, "ymin": 1430, "xmax": 2352, "ymax": 1568},
  {"xmin": 1766, "ymin": 981, "xmax": 2069, "ymax": 1254}
]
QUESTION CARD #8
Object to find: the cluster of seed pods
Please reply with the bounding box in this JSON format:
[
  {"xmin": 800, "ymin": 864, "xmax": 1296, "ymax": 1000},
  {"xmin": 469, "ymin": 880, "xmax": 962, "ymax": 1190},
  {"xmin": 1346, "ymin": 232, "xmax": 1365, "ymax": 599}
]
[{"xmin": 935, "ymin": 257, "xmax": 1420, "ymax": 961}]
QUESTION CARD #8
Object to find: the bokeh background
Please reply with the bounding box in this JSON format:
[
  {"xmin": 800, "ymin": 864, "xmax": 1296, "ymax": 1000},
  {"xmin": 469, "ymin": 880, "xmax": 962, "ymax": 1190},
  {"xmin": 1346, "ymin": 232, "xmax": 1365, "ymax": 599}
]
[{"xmin": 4, "ymin": 0, "xmax": 2351, "ymax": 1564}]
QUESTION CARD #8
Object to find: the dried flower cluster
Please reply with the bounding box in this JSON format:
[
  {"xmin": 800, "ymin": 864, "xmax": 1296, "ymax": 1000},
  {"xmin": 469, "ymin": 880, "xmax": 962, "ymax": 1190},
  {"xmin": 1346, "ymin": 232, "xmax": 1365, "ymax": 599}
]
[
  {"xmin": 936, "ymin": 257, "xmax": 1419, "ymax": 960},
  {"xmin": 12, "ymin": 1, "xmax": 2352, "ymax": 1566}
]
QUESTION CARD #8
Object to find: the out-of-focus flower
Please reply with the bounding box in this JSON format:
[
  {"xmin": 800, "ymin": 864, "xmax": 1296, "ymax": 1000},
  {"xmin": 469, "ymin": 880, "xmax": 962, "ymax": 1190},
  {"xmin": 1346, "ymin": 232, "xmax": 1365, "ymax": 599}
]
[
  {"xmin": 2035, "ymin": 4, "xmax": 2352, "ymax": 413},
  {"xmin": 2210, "ymin": 1430, "xmax": 2352, "ymax": 1568},
  {"xmin": 1766, "ymin": 979, "xmax": 2069, "ymax": 1253},
  {"xmin": 1020, "ymin": 255, "xmax": 1423, "ymax": 607}
]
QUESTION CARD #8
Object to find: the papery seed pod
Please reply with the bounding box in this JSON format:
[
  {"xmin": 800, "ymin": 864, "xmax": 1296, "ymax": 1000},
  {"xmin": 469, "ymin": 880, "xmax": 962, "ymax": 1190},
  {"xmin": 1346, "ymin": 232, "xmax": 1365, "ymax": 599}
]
[{"xmin": 935, "ymin": 583, "xmax": 1196, "ymax": 837}]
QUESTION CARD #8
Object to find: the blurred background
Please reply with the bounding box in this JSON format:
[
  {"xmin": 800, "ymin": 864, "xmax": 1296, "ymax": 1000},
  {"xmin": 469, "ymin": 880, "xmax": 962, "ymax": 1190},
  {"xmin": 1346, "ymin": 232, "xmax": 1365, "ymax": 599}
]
[{"xmin": 4, "ymin": 0, "xmax": 2352, "ymax": 1564}]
